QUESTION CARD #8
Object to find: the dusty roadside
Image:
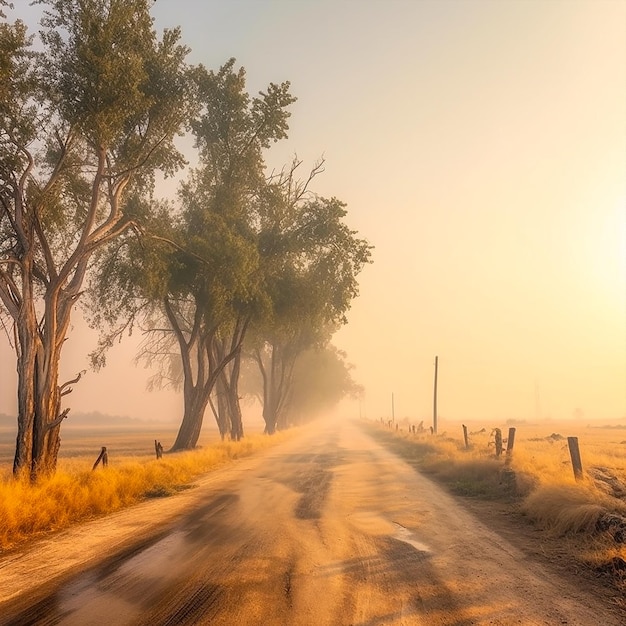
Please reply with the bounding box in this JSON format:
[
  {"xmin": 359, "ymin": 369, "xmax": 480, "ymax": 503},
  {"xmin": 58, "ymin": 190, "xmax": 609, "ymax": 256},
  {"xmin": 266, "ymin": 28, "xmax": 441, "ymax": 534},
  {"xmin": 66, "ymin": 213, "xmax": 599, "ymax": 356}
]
[
  {"xmin": 366, "ymin": 424, "xmax": 626, "ymax": 614},
  {"xmin": 458, "ymin": 497, "xmax": 625, "ymax": 612},
  {"xmin": 0, "ymin": 450, "xmax": 273, "ymax": 609}
]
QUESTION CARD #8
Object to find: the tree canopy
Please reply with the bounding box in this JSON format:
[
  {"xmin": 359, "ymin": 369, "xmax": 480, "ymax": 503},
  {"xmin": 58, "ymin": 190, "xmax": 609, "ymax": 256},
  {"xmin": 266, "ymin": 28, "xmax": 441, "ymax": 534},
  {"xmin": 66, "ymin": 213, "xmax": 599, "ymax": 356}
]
[
  {"xmin": 0, "ymin": 2, "xmax": 372, "ymax": 476},
  {"xmin": 0, "ymin": 0, "xmax": 194, "ymax": 477}
]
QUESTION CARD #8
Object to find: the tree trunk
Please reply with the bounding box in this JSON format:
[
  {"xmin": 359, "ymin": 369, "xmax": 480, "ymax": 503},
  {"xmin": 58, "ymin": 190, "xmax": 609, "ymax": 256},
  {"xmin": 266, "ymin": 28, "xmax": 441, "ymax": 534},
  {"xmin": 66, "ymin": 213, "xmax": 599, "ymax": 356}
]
[
  {"xmin": 14, "ymin": 347, "xmax": 66, "ymax": 478},
  {"xmin": 257, "ymin": 344, "xmax": 279, "ymax": 435},
  {"xmin": 215, "ymin": 376, "xmax": 231, "ymax": 440},
  {"xmin": 13, "ymin": 279, "xmax": 71, "ymax": 479},
  {"xmin": 262, "ymin": 379, "xmax": 279, "ymax": 435},
  {"xmin": 228, "ymin": 391, "xmax": 243, "ymax": 440},
  {"xmin": 258, "ymin": 341, "xmax": 297, "ymax": 435},
  {"xmin": 226, "ymin": 359, "xmax": 243, "ymax": 441},
  {"xmin": 263, "ymin": 411, "xmax": 277, "ymax": 435},
  {"xmin": 167, "ymin": 310, "xmax": 249, "ymax": 451},
  {"xmin": 170, "ymin": 388, "xmax": 209, "ymax": 451}
]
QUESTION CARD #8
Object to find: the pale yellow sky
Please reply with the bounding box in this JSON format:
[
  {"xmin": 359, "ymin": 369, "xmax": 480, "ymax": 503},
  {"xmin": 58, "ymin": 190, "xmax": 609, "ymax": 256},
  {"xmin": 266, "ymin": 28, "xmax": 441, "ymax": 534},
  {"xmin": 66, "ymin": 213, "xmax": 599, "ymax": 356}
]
[{"xmin": 1, "ymin": 0, "xmax": 625, "ymax": 425}]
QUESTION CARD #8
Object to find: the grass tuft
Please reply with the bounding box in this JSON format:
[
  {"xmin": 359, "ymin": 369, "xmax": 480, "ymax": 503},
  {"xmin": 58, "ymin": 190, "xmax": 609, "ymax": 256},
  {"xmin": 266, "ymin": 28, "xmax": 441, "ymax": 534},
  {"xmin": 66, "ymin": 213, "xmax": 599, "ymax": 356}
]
[
  {"xmin": 522, "ymin": 482, "xmax": 626, "ymax": 535},
  {"xmin": 521, "ymin": 483, "xmax": 615, "ymax": 534}
]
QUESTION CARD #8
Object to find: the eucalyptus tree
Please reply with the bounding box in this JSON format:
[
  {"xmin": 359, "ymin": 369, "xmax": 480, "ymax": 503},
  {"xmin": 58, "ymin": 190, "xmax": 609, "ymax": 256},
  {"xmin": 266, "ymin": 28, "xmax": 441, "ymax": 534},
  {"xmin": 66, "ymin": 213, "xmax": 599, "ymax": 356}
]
[
  {"xmin": 250, "ymin": 170, "xmax": 372, "ymax": 433},
  {"xmin": 0, "ymin": 0, "xmax": 194, "ymax": 478},
  {"xmin": 172, "ymin": 61, "xmax": 297, "ymax": 448},
  {"xmin": 91, "ymin": 59, "xmax": 295, "ymax": 450}
]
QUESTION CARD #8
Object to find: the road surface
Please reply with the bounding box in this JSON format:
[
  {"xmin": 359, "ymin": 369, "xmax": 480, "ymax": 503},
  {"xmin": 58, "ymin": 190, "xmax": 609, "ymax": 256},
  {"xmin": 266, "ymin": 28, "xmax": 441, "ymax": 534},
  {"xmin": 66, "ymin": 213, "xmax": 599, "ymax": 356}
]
[{"xmin": 0, "ymin": 419, "xmax": 622, "ymax": 625}]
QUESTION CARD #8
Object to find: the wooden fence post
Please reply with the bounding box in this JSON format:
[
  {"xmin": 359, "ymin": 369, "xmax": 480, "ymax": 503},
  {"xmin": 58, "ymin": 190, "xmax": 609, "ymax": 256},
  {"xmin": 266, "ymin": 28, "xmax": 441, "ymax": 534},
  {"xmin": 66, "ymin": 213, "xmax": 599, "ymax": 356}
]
[
  {"xmin": 494, "ymin": 428, "xmax": 503, "ymax": 458},
  {"xmin": 505, "ymin": 427, "xmax": 516, "ymax": 464},
  {"xmin": 567, "ymin": 436, "xmax": 584, "ymax": 481},
  {"xmin": 92, "ymin": 446, "xmax": 108, "ymax": 470},
  {"xmin": 462, "ymin": 424, "xmax": 469, "ymax": 450}
]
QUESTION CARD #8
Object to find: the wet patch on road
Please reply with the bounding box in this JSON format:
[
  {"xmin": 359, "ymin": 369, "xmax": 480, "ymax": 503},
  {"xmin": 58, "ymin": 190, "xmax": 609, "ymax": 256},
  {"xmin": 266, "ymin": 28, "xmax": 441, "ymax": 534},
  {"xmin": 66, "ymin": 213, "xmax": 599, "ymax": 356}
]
[
  {"xmin": 392, "ymin": 522, "xmax": 430, "ymax": 553},
  {"xmin": 1, "ymin": 493, "xmax": 239, "ymax": 626}
]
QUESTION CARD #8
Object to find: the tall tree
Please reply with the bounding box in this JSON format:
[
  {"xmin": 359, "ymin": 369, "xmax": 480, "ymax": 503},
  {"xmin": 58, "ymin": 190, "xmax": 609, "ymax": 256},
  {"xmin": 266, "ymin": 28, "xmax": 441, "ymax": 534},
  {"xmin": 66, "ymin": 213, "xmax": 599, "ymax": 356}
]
[
  {"xmin": 0, "ymin": 0, "xmax": 193, "ymax": 478},
  {"xmin": 250, "ymin": 168, "xmax": 372, "ymax": 433},
  {"xmin": 167, "ymin": 60, "xmax": 295, "ymax": 449},
  {"xmin": 90, "ymin": 59, "xmax": 295, "ymax": 450}
]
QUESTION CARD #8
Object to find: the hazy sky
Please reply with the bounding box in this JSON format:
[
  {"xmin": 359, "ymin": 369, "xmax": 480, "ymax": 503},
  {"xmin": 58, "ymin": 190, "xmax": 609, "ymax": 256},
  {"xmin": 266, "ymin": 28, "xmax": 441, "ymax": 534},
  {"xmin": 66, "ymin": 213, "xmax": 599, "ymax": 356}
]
[{"xmin": 1, "ymin": 0, "xmax": 625, "ymax": 425}]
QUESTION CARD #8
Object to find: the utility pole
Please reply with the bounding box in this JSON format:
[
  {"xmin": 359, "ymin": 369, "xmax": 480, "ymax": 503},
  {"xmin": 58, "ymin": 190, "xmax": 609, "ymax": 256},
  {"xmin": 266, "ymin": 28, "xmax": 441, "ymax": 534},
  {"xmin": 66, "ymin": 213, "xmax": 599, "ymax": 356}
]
[
  {"xmin": 391, "ymin": 392, "xmax": 395, "ymax": 422},
  {"xmin": 433, "ymin": 356, "xmax": 438, "ymax": 434}
]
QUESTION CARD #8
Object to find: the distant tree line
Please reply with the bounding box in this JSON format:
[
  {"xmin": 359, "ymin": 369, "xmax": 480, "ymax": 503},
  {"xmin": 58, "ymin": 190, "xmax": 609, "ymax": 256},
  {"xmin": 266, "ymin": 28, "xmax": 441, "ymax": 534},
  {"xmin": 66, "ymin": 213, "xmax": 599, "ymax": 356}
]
[{"xmin": 0, "ymin": 0, "xmax": 371, "ymax": 479}]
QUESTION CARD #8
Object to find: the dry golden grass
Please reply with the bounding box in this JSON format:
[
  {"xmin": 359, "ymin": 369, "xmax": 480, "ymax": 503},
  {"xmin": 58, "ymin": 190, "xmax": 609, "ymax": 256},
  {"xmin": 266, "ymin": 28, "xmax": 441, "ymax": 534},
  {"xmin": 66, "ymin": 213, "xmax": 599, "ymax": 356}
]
[
  {"xmin": 521, "ymin": 483, "xmax": 621, "ymax": 534},
  {"xmin": 368, "ymin": 419, "xmax": 626, "ymax": 587},
  {"xmin": 369, "ymin": 419, "xmax": 626, "ymax": 531},
  {"xmin": 0, "ymin": 430, "xmax": 292, "ymax": 551}
]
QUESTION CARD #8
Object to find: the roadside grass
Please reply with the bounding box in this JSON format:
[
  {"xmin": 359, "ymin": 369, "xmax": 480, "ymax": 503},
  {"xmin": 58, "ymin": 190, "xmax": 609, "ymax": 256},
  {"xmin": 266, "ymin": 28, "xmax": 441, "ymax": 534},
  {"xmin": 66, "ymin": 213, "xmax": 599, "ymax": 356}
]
[
  {"xmin": 366, "ymin": 426, "xmax": 512, "ymax": 500},
  {"xmin": 0, "ymin": 431, "xmax": 292, "ymax": 551},
  {"xmin": 362, "ymin": 420, "xmax": 626, "ymax": 585}
]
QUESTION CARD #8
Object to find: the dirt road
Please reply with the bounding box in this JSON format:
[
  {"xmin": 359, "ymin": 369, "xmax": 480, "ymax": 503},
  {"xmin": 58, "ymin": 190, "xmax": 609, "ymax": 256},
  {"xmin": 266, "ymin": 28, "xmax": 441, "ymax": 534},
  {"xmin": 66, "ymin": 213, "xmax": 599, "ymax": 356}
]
[{"xmin": 1, "ymin": 419, "xmax": 623, "ymax": 625}]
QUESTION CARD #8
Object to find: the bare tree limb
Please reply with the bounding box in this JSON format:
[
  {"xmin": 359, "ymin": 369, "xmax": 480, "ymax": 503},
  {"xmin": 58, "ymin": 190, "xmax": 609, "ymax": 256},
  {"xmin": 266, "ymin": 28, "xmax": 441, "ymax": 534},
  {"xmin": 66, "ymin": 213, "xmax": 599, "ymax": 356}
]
[{"xmin": 59, "ymin": 370, "xmax": 86, "ymax": 396}]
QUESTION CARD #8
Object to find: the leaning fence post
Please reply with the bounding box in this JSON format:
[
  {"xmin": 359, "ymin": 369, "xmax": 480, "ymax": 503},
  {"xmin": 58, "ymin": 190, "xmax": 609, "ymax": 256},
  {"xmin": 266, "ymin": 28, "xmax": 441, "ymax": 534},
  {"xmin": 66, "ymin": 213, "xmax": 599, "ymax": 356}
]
[
  {"xmin": 92, "ymin": 446, "xmax": 108, "ymax": 470},
  {"xmin": 462, "ymin": 424, "xmax": 469, "ymax": 450},
  {"xmin": 567, "ymin": 436, "xmax": 584, "ymax": 481}
]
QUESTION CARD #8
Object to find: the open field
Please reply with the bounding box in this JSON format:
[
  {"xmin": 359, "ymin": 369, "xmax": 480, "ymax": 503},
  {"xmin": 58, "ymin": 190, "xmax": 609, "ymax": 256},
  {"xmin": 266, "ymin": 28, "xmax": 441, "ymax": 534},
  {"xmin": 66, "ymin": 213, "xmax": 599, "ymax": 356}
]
[
  {"xmin": 365, "ymin": 418, "xmax": 626, "ymax": 595},
  {"xmin": 0, "ymin": 421, "xmax": 291, "ymax": 551},
  {"xmin": 0, "ymin": 425, "xmax": 188, "ymax": 468},
  {"xmin": 0, "ymin": 419, "xmax": 270, "ymax": 467}
]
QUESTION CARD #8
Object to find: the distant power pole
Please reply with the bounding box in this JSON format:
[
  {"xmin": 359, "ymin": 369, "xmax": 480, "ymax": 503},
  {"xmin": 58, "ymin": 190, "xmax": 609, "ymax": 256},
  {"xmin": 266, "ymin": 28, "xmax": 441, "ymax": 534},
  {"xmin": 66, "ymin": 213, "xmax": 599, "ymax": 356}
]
[
  {"xmin": 391, "ymin": 392, "xmax": 395, "ymax": 421},
  {"xmin": 433, "ymin": 356, "xmax": 438, "ymax": 434}
]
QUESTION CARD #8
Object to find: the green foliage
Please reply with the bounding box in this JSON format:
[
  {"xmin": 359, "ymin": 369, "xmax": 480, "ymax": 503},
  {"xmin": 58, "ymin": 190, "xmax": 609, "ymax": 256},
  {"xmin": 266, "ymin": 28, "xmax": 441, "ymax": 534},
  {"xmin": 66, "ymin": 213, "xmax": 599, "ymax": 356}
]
[
  {"xmin": 0, "ymin": 0, "xmax": 195, "ymax": 476},
  {"xmin": 256, "ymin": 165, "xmax": 372, "ymax": 337},
  {"xmin": 38, "ymin": 0, "xmax": 194, "ymax": 176},
  {"xmin": 192, "ymin": 59, "xmax": 295, "ymax": 173},
  {"xmin": 92, "ymin": 57, "xmax": 294, "ymax": 340},
  {"xmin": 88, "ymin": 58, "xmax": 299, "ymax": 449},
  {"xmin": 1, "ymin": 0, "xmax": 195, "ymax": 280},
  {"xmin": 247, "ymin": 160, "xmax": 372, "ymax": 431},
  {"xmin": 0, "ymin": 17, "xmax": 38, "ymax": 192}
]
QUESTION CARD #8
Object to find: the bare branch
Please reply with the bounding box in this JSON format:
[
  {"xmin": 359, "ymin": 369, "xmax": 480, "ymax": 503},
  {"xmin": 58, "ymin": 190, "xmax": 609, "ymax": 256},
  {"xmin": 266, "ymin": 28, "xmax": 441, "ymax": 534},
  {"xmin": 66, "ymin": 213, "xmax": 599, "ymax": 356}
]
[
  {"xmin": 59, "ymin": 369, "xmax": 86, "ymax": 396},
  {"xmin": 45, "ymin": 408, "xmax": 70, "ymax": 432}
]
